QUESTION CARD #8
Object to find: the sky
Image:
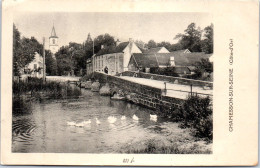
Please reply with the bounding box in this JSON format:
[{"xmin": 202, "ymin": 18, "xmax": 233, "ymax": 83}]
[{"xmin": 14, "ymin": 12, "xmax": 212, "ymax": 49}]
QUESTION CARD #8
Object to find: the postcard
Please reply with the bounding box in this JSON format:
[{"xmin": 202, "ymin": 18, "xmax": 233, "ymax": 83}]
[{"xmin": 1, "ymin": 0, "xmax": 258, "ymax": 166}]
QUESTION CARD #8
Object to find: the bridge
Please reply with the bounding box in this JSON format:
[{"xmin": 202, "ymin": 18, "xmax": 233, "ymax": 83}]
[{"xmin": 90, "ymin": 71, "xmax": 213, "ymax": 115}]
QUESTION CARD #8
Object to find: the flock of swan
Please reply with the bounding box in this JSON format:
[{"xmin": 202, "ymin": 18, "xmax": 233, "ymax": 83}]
[{"xmin": 67, "ymin": 114, "xmax": 157, "ymax": 127}]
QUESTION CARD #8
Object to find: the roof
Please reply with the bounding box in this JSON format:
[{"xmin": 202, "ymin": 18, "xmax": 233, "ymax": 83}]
[
  {"xmin": 49, "ymin": 26, "xmax": 58, "ymax": 38},
  {"xmin": 130, "ymin": 51, "xmax": 213, "ymax": 68},
  {"xmin": 96, "ymin": 41, "xmax": 144, "ymax": 56},
  {"xmin": 131, "ymin": 53, "xmax": 159, "ymax": 68},
  {"xmin": 143, "ymin": 47, "xmax": 167, "ymax": 54}
]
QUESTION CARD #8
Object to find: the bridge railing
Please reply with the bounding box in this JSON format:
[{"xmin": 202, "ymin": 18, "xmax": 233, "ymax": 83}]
[{"xmin": 119, "ymin": 71, "xmax": 213, "ymax": 88}]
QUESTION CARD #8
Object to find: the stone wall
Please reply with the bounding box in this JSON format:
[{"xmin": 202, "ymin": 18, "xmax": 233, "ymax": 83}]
[{"xmin": 93, "ymin": 72, "xmax": 184, "ymax": 115}]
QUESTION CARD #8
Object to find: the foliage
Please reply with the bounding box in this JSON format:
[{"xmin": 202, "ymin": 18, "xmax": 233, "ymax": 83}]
[
  {"xmin": 146, "ymin": 40, "xmax": 157, "ymax": 49},
  {"xmin": 193, "ymin": 58, "xmax": 213, "ymax": 80},
  {"xmin": 201, "ymin": 24, "xmax": 213, "ymax": 54},
  {"xmin": 93, "ymin": 34, "xmax": 116, "ymax": 53},
  {"xmin": 13, "ymin": 25, "xmax": 44, "ymax": 76},
  {"xmin": 45, "ymin": 50, "xmax": 57, "ymax": 75},
  {"xmin": 124, "ymin": 139, "xmax": 211, "ymax": 154},
  {"xmin": 180, "ymin": 95, "xmax": 213, "ymax": 141},
  {"xmin": 174, "ymin": 23, "xmax": 202, "ymax": 52},
  {"xmin": 150, "ymin": 67, "xmax": 179, "ymax": 77}
]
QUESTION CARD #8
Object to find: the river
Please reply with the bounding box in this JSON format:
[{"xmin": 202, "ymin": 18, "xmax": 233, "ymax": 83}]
[{"xmin": 12, "ymin": 84, "xmax": 211, "ymax": 153}]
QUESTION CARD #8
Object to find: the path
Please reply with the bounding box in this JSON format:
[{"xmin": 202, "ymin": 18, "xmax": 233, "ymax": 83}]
[{"xmin": 119, "ymin": 76, "xmax": 213, "ymax": 99}]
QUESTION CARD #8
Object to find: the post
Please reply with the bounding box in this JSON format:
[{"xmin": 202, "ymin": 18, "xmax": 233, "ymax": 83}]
[
  {"xmin": 43, "ymin": 37, "xmax": 46, "ymax": 83},
  {"xmin": 93, "ymin": 39, "xmax": 94, "ymax": 56},
  {"xmin": 190, "ymin": 84, "xmax": 193, "ymax": 96},
  {"xmin": 164, "ymin": 82, "xmax": 167, "ymax": 95}
]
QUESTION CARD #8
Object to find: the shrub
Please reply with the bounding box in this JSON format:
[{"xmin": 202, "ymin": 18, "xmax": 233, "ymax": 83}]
[{"xmin": 180, "ymin": 95, "xmax": 213, "ymax": 141}]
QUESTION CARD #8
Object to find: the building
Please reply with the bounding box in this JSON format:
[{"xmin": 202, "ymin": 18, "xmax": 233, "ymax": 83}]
[
  {"xmin": 143, "ymin": 47, "xmax": 170, "ymax": 54},
  {"xmin": 128, "ymin": 52, "xmax": 212, "ymax": 76},
  {"xmin": 86, "ymin": 58, "xmax": 93, "ymax": 75},
  {"xmin": 92, "ymin": 38, "xmax": 142, "ymax": 75},
  {"xmin": 21, "ymin": 52, "xmax": 44, "ymax": 79},
  {"xmin": 49, "ymin": 25, "xmax": 59, "ymax": 56}
]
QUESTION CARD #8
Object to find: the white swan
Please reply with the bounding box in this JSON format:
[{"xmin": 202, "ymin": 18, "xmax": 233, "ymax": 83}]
[
  {"xmin": 121, "ymin": 116, "xmax": 126, "ymax": 120},
  {"xmin": 72, "ymin": 120, "xmax": 91, "ymax": 127},
  {"xmin": 82, "ymin": 119, "xmax": 91, "ymax": 125},
  {"xmin": 150, "ymin": 114, "xmax": 157, "ymax": 122},
  {"xmin": 75, "ymin": 122, "xmax": 85, "ymax": 127},
  {"xmin": 67, "ymin": 121, "xmax": 76, "ymax": 126},
  {"xmin": 133, "ymin": 114, "xmax": 139, "ymax": 121},
  {"xmin": 108, "ymin": 116, "xmax": 117, "ymax": 124},
  {"xmin": 96, "ymin": 118, "xmax": 101, "ymax": 124}
]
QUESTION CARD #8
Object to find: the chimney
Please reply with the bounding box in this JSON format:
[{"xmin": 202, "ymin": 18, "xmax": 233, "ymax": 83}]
[
  {"xmin": 116, "ymin": 39, "xmax": 120, "ymax": 46},
  {"xmin": 129, "ymin": 38, "xmax": 133, "ymax": 43}
]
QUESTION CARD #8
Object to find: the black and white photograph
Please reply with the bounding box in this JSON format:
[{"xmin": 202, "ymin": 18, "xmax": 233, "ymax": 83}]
[{"xmin": 12, "ymin": 12, "xmax": 214, "ymax": 154}]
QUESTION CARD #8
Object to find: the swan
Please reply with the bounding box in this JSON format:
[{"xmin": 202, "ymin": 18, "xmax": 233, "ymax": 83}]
[
  {"xmin": 133, "ymin": 114, "xmax": 139, "ymax": 121},
  {"xmin": 96, "ymin": 118, "xmax": 101, "ymax": 124},
  {"xmin": 82, "ymin": 120, "xmax": 91, "ymax": 125},
  {"xmin": 150, "ymin": 114, "xmax": 157, "ymax": 121},
  {"xmin": 121, "ymin": 116, "xmax": 126, "ymax": 120},
  {"xmin": 108, "ymin": 116, "xmax": 117, "ymax": 124},
  {"xmin": 67, "ymin": 121, "xmax": 76, "ymax": 126},
  {"xmin": 75, "ymin": 122, "xmax": 85, "ymax": 127}
]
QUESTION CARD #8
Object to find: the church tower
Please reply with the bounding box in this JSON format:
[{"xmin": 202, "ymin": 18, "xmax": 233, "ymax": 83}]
[{"xmin": 49, "ymin": 24, "xmax": 59, "ymax": 55}]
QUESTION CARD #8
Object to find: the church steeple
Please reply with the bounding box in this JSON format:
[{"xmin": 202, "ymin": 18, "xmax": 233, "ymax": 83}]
[
  {"xmin": 50, "ymin": 23, "xmax": 58, "ymax": 38},
  {"xmin": 49, "ymin": 23, "xmax": 59, "ymax": 55}
]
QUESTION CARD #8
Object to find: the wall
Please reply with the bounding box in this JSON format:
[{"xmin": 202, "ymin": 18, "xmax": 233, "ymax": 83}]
[
  {"xmin": 93, "ymin": 72, "xmax": 185, "ymax": 115},
  {"xmin": 123, "ymin": 42, "xmax": 142, "ymax": 71},
  {"xmin": 93, "ymin": 53, "xmax": 124, "ymax": 75},
  {"xmin": 120, "ymin": 71, "xmax": 213, "ymax": 88}
]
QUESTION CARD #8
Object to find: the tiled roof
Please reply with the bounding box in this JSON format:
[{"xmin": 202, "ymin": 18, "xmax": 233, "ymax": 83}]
[
  {"xmin": 96, "ymin": 41, "xmax": 144, "ymax": 56},
  {"xmin": 143, "ymin": 47, "xmax": 165, "ymax": 54},
  {"xmin": 131, "ymin": 53, "xmax": 158, "ymax": 68},
  {"xmin": 130, "ymin": 52, "xmax": 212, "ymax": 68}
]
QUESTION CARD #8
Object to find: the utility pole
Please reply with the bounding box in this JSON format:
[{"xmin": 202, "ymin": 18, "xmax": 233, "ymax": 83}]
[
  {"xmin": 43, "ymin": 37, "xmax": 46, "ymax": 83},
  {"xmin": 92, "ymin": 39, "xmax": 94, "ymax": 56}
]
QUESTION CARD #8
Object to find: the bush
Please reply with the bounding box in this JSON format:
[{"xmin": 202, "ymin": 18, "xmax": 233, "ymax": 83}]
[
  {"xmin": 150, "ymin": 67, "xmax": 179, "ymax": 77},
  {"xmin": 180, "ymin": 95, "xmax": 212, "ymax": 141}
]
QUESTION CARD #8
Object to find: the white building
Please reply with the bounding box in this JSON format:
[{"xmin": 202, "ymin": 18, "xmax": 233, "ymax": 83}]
[
  {"xmin": 49, "ymin": 25, "xmax": 59, "ymax": 56},
  {"xmin": 22, "ymin": 52, "xmax": 44, "ymax": 78},
  {"xmin": 92, "ymin": 38, "xmax": 143, "ymax": 75}
]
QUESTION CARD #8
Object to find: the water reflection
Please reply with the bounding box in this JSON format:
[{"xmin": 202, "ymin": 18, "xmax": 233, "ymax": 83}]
[{"xmin": 12, "ymin": 84, "xmax": 177, "ymax": 153}]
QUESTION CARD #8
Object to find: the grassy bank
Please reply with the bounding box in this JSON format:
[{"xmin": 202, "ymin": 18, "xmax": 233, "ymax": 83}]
[
  {"xmin": 13, "ymin": 77, "xmax": 82, "ymax": 115},
  {"xmin": 119, "ymin": 123, "xmax": 212, "ymax": 154},
  {"xmin": 13, "ymin": 77, "xmax": 81, "ymax": 98},
  {"xmin": 163, "ymin": 95, "xmax": 213, "ymax": 142}
]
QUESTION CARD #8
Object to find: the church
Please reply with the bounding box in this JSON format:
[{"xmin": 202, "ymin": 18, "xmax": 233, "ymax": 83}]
[{"xmin": 49, "ymin": 25, "xmax": 59, "ymax": 55}]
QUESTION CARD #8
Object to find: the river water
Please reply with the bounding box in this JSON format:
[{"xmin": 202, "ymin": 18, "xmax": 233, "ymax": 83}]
[{"xmin": 12, "ymin": 84, "xmax": 200, "ymax": 153}]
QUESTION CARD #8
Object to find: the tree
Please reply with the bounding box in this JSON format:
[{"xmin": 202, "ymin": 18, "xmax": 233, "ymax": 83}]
[
  {"xmin": 146, "ymin": 40, "xmax": 157, "ymax": 49},
  {"xmin": 169, "ymin": 43, "xmax": 183, "ymax": 51},
  {"xmin": 201, "ymin": 24, "xmax": 213, "ymax": 54},
  {"xmin": 55, "ymin": 46, "xmax": 73, "ymax": 75},
  {"xmin": 93, "ymin": 34, "xmax": 115, "ymax": 53},
  {"xmin": 45, "ymin": 50, "xmax": 57, "ymax": 75},
  {"xmin": 157, "ymin": 41, "xmax": 171, "ymax": 50},
  {"xmin": 13, "ymin": 24, "xmax": 45, "ymax": 76},
  {"xmin": 193, "ymin": 58, "xmax": 213, "ymax": 79},
  {"xmin": 174, "ymin": 23, "xmax": 202, "ymax": 52},
  {"xmin": 13, "ymin": 24, "xmax": 21, "ymax": 76}
]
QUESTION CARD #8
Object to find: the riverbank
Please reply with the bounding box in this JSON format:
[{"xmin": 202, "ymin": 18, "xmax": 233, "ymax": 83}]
[{"xmin": 119, "ymin": 123, "xmax": 212, "ymax": 154}]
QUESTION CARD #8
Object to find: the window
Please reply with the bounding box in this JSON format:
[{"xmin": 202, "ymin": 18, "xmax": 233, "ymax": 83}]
[
  {"xmin": 34, "ymin": 64, "xmax": 37, "ymax": 70},
  {"xmin": 53, "ymin": 39, "xmax": 55, "ymax": 44}
]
